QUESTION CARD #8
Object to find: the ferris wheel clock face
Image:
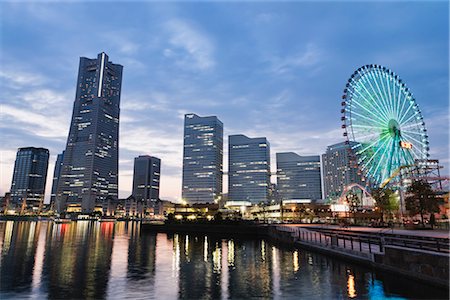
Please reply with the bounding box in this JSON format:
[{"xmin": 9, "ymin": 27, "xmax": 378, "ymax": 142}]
[{"xmin": 342, "ymin": 65, "xmax": 429, "ymax": 187}]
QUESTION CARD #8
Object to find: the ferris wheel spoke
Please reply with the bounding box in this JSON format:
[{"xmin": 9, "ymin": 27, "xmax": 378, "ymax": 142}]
[
  {"xmin": 348, "ymin": 105, "xmax": 387, "ymax": 127},
  {"xmin": 359, "ymin": 136, "xmax": 391, "ymax": 169},
  {"xmin": 390, "ymin": 75, "xmax": 399, "ymax": 119},
  {"xmin": 399, "ymin": 110, "xmax": 419, "ymax": 126},
  {"xmin": 386, "ymin": 73, "xmax": 397, "ymax": 120},
  {"xmin": 401, "ymin": 129, "xmax": 424, "ymax": 136},
  {"xmin": 352, "ymin": 75, "xmax": 391, "ymax": 121},
  {"xmin": 401, "ymin": 132, "xmax": 427, "ymax": 147},
  {"xmin": 357, "ymin": 134, "xmax": 389, "ymax": 155},
  {"xmin": 358, "ymin": 74, "xmax": 392, "ymax": 121},
  {"xmin": 371, "ymin": 138, "xmax": 394, "ymax": 182},
  {"xmin": 397, "ymin": 89, "xmax": 409, "ymax": 121},
  {"xmin": 348, "ymin": 84, "xmax": 390, "ymax": 123},
  {"xmin": 399, "ymin": 102, "xmax": 416, "ymax": 124},
  {"xmin": 368, "ymin": 70, "xmax": 393, "ymax": 119},
  {"xmin": 394, "ymin": 81, "xmax": 403, "ymax": 120},
  {"xmin": 376, "ymin": 69, "xmax": 394, "ymax": 118}
]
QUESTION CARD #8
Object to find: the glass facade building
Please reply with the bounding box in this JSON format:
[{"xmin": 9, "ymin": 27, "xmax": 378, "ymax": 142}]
[
  {"xmin": 50, "ymin": 151, "xmax": 64, "ymax": 207},
  {"xmin": 321, "ymin": 142, "xmax": 365, "ymax": 199},
  {"xmin": 182, "ymin": 113, "xmax": 223, "ymax": 204},
  {"xmin": 132, "ymin": 155, "xmax": 161, "ymax": 209},
  {"xmin": 276, "ymin": 152, "xmax": 322, "ymax": 200},
  {"xmin": 10, "ymin": 147, "xmax": 49, "ymax": 211},
  {"xmin": 228, "ymin": 135, "xmax": 270, "ymax": 204},
  {"xmin": 56, "ymin": 52, "xmax": 123, "ymax": 213}
]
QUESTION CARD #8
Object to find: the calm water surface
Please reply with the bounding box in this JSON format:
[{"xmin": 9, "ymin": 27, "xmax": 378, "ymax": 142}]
[{"xmin": 0, "ymin": 221, "xmax": 447, "ymax": 299}]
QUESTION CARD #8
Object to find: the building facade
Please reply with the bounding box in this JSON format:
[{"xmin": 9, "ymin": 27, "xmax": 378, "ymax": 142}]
[
  {"xmin": 276, "ymin": 152, "xmax": 322, "ymax": 201},
  {"xmin": 182, "ymin": 113, "xmax": 223, "ymax": 204},
  {"xmin": 322, "ymin": 141, "xmax": 365, "ymax": 199},
  {"xmin": 132, "ymin": 155, "xmax": 161, "ymax": 209},
  {"xmin": 10, "ymin": 147, "xmax": 49, "ymax": 212},
  {"xmin": 56, "ymin": 52, "xmax": 123, "ymax": 213},
  {"xmin": 228, "ymin": 134, "xmax": 270, "ymax": 204},
  {"xmin": 50, "ymin": 151, "xmax": 64, "ymax": 208}
]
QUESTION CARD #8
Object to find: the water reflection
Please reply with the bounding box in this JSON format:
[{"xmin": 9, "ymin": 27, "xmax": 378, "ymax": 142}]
[{"xmin": 0, "ymin": 221, "xmax": 448, "ymax": 300}]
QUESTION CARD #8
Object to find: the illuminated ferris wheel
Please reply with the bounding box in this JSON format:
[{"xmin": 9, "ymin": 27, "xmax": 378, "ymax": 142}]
[{"xmin": 341, "ymin": 64, "xmax": 429, "ymax": 187}]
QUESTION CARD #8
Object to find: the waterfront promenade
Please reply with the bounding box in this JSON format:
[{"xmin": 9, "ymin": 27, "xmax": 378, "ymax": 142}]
[{"xmin": 284, "ymin": 224, "xmax": 450, "ymax": 239}]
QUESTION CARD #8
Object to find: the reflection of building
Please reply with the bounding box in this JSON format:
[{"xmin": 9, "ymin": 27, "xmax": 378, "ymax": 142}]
[
  {"xmin": 10, "ymin": 147, "xmax": 49, "ymax": 212},
  {"xmin": 182, "ymin": 113, "xmax": 223, "ymax": 204},
  {"xmin": 132, "ymin": 155, "xmax": 161, "ymax": 210},
  {"xmin": 43, "ymin": 221, "xmax": 114, "ymax": 299},
  {"xmin": 322, "ymin": 142, "xmax": 364, "ymax": 200},
  {"xmin": 276, "ymin": 152, "xmax": 322, "ymax": 201},
  {"xmin": 0, "ymin": 222, "xmax": 41, "ymax": 292},
  {"xmin": 228, "ymin": 135, "xmax": 270, "ymax": 204},
  {"xmin": 127, "ymin": 224, "xmax": 156, "ymax": 280},
  {"xmin": 56, "ymin": 52, "xmax": 123, "ymax": 213},
  {"xmin": 50, "ymin": 151, "xmax": 65, "ymax": 208}
]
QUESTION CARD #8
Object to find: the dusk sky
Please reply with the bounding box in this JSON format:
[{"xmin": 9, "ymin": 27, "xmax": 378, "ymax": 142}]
[{"xmin": 1, "ymin": 1, "xmax": 448, "ymax": 203}]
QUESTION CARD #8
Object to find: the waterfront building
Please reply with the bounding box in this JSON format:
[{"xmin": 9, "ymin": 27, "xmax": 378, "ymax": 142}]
[
  {"xmin": 322, "ymin": 141, "xmax": 365, "ymax": 199},
  {"xmin": 276, "ymin": 152, "xmax": 322, "ymax": 201},
  {"xmin": 132, "ymin": 155, "xmax": 161, "ymax": 211},
  {"xmin": 56, "ymin": 52, "xmax": 123, "ymax": 213},
  {"xmin": 10, "ymin": 147, "xmax": 49, "ymax": 212},
  {"xmin": 50, "ymin": 151, "xmax": 64, "ymax": 208},
  {"xmin": 228, "ymin": 134, "xmax": 270, "ymax": 204},
  {"xmin": 182, "ymin": 113, "xmax": 223, "ymax": 204}
]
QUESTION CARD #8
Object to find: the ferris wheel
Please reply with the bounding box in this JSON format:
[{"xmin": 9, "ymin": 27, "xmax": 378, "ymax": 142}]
[{"xmin": 341, "ymin": 64, "xmax": 429, "ymax": 187}]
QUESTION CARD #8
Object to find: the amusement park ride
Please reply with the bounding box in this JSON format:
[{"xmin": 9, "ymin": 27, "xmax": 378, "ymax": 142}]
[{"xmin": 338, "ymin": 64, "xmax": 448, "ymax": 214}]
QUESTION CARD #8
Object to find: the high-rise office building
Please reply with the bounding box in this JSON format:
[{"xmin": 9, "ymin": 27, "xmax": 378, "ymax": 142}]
[
  {"xmin": 10, "ymin": 147, "xmax": 49, "ymax": 211},
  {"xmin": 132, "ymin": 155, "xmax": 161, "ymax": 209},
  {"xmin": 50, "ymin": 151, "xmax": 64, "ymax": 207},
  {"xmin": 322, "ymin": 141, "xmax": 365, "ymax": 199},
  {"xmin": 182, "ymin": 113, "xmax": 223, "ymax": 204},
  {"xmin": 56, "ymin": 52, "xmax": 123, "ymax": 213},
  {"xmin": 276, "ymin": 152, "xmax": 322, "ymax": 200},
  {"xmin": 228, "ymin": 134, "xmax": 270, "ymax": 204}
]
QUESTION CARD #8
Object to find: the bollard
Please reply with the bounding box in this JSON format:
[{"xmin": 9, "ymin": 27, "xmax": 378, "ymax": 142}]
[{"xmin": 331, "ymin": 235, "xmax": 338, "ymax": 247}]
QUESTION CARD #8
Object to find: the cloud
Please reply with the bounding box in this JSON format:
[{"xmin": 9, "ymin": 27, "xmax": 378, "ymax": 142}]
[
  {"xmin": 268, "ymin": 43, "xmax": 323, "ymax": 75},
  {"xmin": 0, "ymin": 69, "xmax": 48, "ymax": 89},
  {"xmin": 0, "ymin": 104, "xmax": 69, "ymax": 140},
  {"xmin": 164, "ymin": 19, "xmax": 215, "ymax": 71}
]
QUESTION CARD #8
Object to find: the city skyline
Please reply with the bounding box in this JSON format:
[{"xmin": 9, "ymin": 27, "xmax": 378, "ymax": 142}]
[{"xmin": 1, "ymin": 2, "xmax": 448, "ymax": 203}]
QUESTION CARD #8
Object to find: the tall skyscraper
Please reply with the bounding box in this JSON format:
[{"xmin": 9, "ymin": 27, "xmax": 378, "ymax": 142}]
[
  {"xmin": 10, "ymin": 147, "xmax": 49, "ymax": 212},
  {"xmin": 322, "ymin": 141, "xmax": 365, "ymax": 199},
  {"xmin": 182, "ymin": 113, "xmax": 223, "ymax": 204},
  {"xmin": 132, "ymin": 155, "xmax": 161, "ymax": 209},
  {"xmin": 276, "ymin": 152, "xmax": 322, "ymax": 200},
  {"xmin": 228, "ymin": 134, "xmax": 270, "ymax": 204},
  {"xmin": 50, "ymin": 151, "xmax": 64, "ymax": 207},
  {"xmin": 56, "ymin": 52, "xmax": 123, "ymax": 213}
]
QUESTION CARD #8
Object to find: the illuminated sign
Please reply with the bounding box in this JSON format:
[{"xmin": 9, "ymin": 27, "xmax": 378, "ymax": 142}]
[{"xmin": 399, "ymin": 141, "xmax": 413, "ymax": 149}]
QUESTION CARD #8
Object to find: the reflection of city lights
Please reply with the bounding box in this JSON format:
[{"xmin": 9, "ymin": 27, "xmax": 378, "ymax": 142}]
[
  {"xmin": 185, "ymin": 235, "xmax": 189, "ymax": 258},
  {"xmin": 293, "ymin": 250, "xmax": 299, "ymax": 272},
  {"xmin": 261, "ymin": 241, "xmax": 266, "ymax": 261},
  {"xmin": 173, "ymin": 234, "xmax": 180, "ymax": 274},
  {"xmin": 213, "ymin": 244, "xmax": 221, "ymax": 273},
  {"xmin": 2, "ymin": 221, "xmax": 14, "ymax": 253},
  {"xmin": 204, "ymin": 236, "xmax": 208, "ymax": 262},
  {"xmin": 347, "ymin": 274, "xmax": 357, "ymax": 298},
  {"xmin": 227, "ymin": 240, "xmax": 234, "ymax": 266}
]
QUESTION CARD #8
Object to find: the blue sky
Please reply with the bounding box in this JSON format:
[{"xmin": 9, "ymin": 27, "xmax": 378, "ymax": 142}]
[{"xmin": 0, "ymin": 1, "xmax": 448, "ymax": 202}]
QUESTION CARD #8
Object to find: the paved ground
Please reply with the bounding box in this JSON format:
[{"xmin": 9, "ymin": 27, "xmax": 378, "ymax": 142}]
[{"xmin": 284, "ymin": 224, "xmax": 450, "ymax": 239}]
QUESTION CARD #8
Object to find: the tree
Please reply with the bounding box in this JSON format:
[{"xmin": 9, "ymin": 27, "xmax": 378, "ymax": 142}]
[
  {"xmin": 405, "ymin": 180, "xmax": 439, "ymax": 227},
  {"xmin": 371, "ymin": 188, "xmax": 398, "ymax": 222}
]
